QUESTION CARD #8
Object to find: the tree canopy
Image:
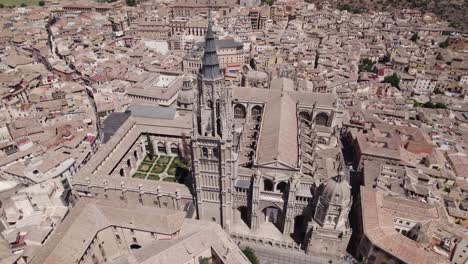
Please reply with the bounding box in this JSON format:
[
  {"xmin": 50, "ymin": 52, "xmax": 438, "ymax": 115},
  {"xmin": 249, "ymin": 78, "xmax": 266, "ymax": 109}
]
[
  {"xmin": 126, "ymin": 0, "xmax": 137, "ymax": 6},
  {"xmin": 242, "ymin": 247, "xmax": 259, "ymax": 264},
  {"xmin": 359, "ymin": 58, "xmax": 375, "ymax": 72},
  {"xmin": 422, "ymin": 101, "xmax": 447, "ymax": 109},
  {"xmin": 410, "ymin": 33, "xmax": 420, "ymax": 42},
  {"xmin": 337, "ymin": 4, "xmax": 360, "ymax": 13},
  {"xmin": 146, "ymin": 133, "xmax": 155, "ymax": 160},
  {"xmin": 383, "ymin": 73, "xmax": 400, "ymax": 89}
]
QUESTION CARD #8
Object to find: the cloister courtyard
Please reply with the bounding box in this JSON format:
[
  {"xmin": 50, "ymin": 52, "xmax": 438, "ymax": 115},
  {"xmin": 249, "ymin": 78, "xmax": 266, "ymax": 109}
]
[{"xmin": 132, "ymin": 154, "xmax": 189, "ymax": 183}]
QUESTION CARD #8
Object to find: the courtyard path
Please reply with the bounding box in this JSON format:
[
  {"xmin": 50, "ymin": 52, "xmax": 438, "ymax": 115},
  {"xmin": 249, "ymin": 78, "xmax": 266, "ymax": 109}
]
[
  {"xmin": 144, "ymin": 155, "xmax": 161, "ymax": 180},
  {"xmin": 159, "ymin": 156, "xmax": 175, "ymax": 180}
]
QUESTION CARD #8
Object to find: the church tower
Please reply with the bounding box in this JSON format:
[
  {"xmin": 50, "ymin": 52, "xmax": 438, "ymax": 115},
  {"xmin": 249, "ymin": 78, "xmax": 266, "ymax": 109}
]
[{"xmin": 191, "ymin": 16, "xmax": 235, "ymax": 228}]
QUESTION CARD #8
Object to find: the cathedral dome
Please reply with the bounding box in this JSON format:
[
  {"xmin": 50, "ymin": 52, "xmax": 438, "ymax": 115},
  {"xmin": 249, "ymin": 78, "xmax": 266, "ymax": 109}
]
[
  {"xmin": 177, "ymin": 76, "xmax": 194, "ymax": 105},
  {"xmin": 321, "ymin": 173, "xmax": 351, "ymax": 207}
]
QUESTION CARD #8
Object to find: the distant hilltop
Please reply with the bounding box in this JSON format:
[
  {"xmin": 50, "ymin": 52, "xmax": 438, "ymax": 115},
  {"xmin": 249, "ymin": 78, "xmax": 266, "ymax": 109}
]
[{"xmin": 306, "ymin": 0, "xmax": 468, "ymax": 31}]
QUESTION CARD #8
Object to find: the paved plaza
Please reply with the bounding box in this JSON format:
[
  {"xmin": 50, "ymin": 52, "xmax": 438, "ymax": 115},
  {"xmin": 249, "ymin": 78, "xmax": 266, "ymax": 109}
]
[
  {"xmin": 239, "ymin": 242, "xmax": 356, "ymax": 264},
  {"xmin": 239, "ymin": 242, "xmax": 325, "ymax": 264}
]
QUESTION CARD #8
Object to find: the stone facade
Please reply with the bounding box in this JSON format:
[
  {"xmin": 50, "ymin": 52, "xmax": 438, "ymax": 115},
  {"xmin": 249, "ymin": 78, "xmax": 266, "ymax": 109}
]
[
  {"xmin": 188, "ymin": 18, "xmax": 352, "ymax": 260},
  {"xmin": 191, "ymin": 19, "xmax": 236, "ymax": 227}
]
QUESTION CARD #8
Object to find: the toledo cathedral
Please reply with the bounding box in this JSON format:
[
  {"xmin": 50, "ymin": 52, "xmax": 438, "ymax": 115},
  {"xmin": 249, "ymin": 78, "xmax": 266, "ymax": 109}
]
[{"xmin": 72, "ymin": 15, "xmax": 353, "ymax": 261}]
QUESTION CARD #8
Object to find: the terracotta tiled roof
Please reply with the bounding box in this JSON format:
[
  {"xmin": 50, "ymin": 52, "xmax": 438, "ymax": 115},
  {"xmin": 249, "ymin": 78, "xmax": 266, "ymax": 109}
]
[{"xmin": 360, "ymin": 186, "xmax": 452, "ymax": 264}]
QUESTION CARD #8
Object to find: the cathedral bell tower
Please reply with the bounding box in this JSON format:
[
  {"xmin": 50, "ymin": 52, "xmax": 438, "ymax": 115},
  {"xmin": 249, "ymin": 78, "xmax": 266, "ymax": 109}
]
[{"xmin": 191, "ymin": 15, "xmax": 235, "ymax": 228}]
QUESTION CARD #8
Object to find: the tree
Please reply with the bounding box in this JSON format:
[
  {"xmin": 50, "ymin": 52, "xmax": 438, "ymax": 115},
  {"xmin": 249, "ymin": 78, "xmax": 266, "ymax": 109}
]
[
  {"xmin": 199, "ymin": 257, "xmax": 210, "ymax": 264},
  {"xmin": 0, "ymin": 4, "xmax": 4, "ymax": 8},
  {"xmin": 20, "ymin": 3, "xmax": 27, "ymax": 7},
  {"xmin": 359, "ymin": 58, "xmax": 375, "ymax": 72},
  {"xmin": 242, "ymin": 247, "xmax": 259, "ymax": 264},
  {"xmin": 435, "ymin": 102, "xmax": 447, "ymax": 109},
  {"xmin": 383, "ymin": 73, "xmax": 400, "ymax": 89},
  {"xmin": 411, "ymin": 98, "xmax": 422, "ymax": 107},
  {"xmin": 439, "ymin": 40, "xmax": 449, "ymax": 48},
  {"xmin": 262, "ymin": 0, "xmax": 274, "ymax": 6},
  {"xmin": 410, "ymin": 32, "xmax": 419, "ymax": 42},
  {"xmin": 380, "ymin": 55, "xmax": 390, "ymax": 63},
  {"xmin": 449, "ymin": 22, "xmax": 463, "ymax": 30},
  {"xmin": 39, "ymin": 1, "xmax": 45, "ymax": 6},
  {"xmin": 180, "ymin": 132, "xmax": 192, "ymax": 167},
  {"xmin": 338, "ymin": 4, "xmax": 353, "ymax": 12},
  {"xmin": 146, "ymin": 133, "xmax": 155, "ymax": 160},
  {"xmin": 421, "ymin": 101, "xmax": 447, "ymax": 109},
  {"xmin": 126, "ymin": 0, "xmax": 136, "ymax": 6}
]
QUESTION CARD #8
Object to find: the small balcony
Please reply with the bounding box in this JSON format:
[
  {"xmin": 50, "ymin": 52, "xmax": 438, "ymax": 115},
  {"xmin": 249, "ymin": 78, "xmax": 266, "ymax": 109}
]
[{"xmin": 260, "ymin": 191, "xmax": 285, "ymax": 203}]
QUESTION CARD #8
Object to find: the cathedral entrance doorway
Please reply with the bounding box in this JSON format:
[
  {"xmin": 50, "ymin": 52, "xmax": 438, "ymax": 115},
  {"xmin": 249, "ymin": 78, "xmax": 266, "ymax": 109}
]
[
  {"xmin": 264, "ymin": 207, "xmax": 278, "ymax": 223},
  {"xmin": 261, "ymin": 206, "xmax": 284, "ymax": 234},
  {"xmin": 236, "ymin": 206, "xmax": 250, "ymax": 227},
  {"xmin": 292, "ymin": 215, "xmax": 306, "ymax": 245}
]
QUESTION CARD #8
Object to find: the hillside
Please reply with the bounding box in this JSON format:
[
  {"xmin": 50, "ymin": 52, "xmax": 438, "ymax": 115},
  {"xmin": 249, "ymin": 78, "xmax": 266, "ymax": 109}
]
[{"xmin": 306, "ymin": 0, "xmax": 468, "ymax": 30}]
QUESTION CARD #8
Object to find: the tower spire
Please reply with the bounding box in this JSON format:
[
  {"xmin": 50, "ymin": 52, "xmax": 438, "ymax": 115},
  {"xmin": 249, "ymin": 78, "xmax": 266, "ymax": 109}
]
[{"xmin": 202, "ymin": 11, "xmax": 221, "ymax": 79}]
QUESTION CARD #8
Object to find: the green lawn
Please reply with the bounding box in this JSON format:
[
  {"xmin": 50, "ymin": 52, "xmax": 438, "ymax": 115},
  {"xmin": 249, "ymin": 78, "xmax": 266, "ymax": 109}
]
[
  {"xmin": 157, "ymin": 156, "xmax": 171, "ymax": 165},
  {"xmin": 163, "ymin": 177, "xmax": 176, "ymax": 182},
  {"xmin": 0, "ymin": 0, "xmax": 42, "ymax": 7},
  {"xmin": 167, "ymin": 159, "xmax": 178, "ymax": 175},
  {"xmin": 151, "ymin": 164, "xmax": 165, "ymax": 174},
  {"xmin": 167, "ymin": 167, "xmax": 177, "ymax": 176},
  {"xmin": 137, "ymin": 163, "xmax": 152, "ymax": 172},
  {"xmin": 132, "ymin": 155, "xmax": 190, "ymax": 183},
  {"xmin": 147, "ymin": 174, "xmax": 160, "ymax": 181},
  {"xmin": 133, "ymin": 172, "xmax": 147, "ymax": 179},
  {"xmin": 144, "ymin": 155, "xmax": 158, "ymax": 163}
]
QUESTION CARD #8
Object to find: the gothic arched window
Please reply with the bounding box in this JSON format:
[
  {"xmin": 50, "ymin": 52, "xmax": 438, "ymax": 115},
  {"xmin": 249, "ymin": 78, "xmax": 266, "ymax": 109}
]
[
  {"xmin": 264, "ymin": 179, "xmax": 274, "ymax": 192},
  {"xmin": 170, "ymin": 144, "xmax": 179, "ymax": 155},
  {"xmin": 276, "ymin": 181, "xmax": 287, "ymax": 193},
  {"xmin": 157, "ymin": 142, "xmax": 166, "ymax": 154},
  {"xmin": 315, "ymin": 112, "xmax": 330, "ymax": 126},
  {"xmin": 202, "ymin": 147, "xmax": 208, "ymax": 158},
  {"xmin": 212, "ymin": 148, "xmax": 219, "ymax": 159},
  {"xmin": 234, "ymin": 104, "xmax": 246, "ymax": 119},
  {"xmin": 299, "ymin": 111, "xmax": 311, "ymax": 121},
  {"xmin": 206, "ymin": 100, "xmax": 213, "ymax": 109},
  {"xmin": 252, "ymin": 105, "xmax": 263, "ymax": 121}
]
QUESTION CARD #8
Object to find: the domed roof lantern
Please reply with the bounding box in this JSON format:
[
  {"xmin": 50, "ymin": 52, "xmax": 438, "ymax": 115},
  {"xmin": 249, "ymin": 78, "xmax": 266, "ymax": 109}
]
[
  {"xmin": 182, "ymin": 76, "xmax": 193, "ymax": 90},
  {"xmin": 321, "ymin": 172, "xmax": 351, "ymax": 208}
]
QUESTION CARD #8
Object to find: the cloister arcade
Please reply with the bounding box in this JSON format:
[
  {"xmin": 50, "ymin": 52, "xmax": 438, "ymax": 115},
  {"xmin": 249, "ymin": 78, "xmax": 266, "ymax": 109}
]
[
  {"xmin": 232, "ymin": 102, "xmax": 264, "ymax": 167},
  {"xmin": 111, "ymin": 134, "xmax": 183, "ymax": 178},
  {"xmin": 298, "ymin": 110, "xmax": 332, "ymax": 127},
  {"xmin": 233, "ymin": 103, "xmax": 264, "ymax": 122},
  {"xmin": 263, "ymin": 179, "xmax": 288, "ymax": 194}
]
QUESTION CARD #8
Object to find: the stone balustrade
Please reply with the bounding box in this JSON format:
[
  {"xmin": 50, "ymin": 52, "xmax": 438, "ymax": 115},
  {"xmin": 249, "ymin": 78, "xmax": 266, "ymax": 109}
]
[
  {"xmin": 230, "ymin": 232, "xmax": 302, "ymax": 252},
  {"xmin": 260, "ymin": 191, "xmax": 284, "ymax": 203}
]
